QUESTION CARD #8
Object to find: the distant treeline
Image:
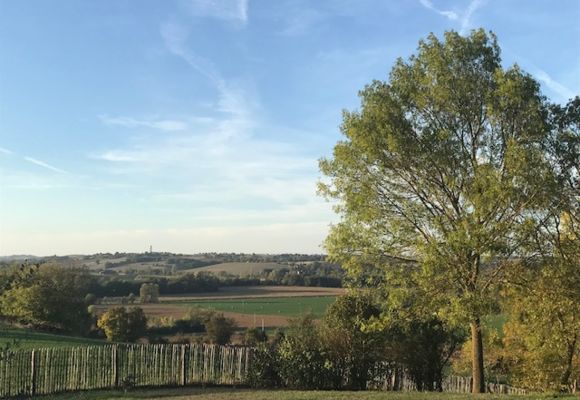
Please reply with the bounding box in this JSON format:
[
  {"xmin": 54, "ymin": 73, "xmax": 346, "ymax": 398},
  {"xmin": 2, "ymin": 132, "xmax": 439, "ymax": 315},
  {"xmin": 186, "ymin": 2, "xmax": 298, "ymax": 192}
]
[{"xmin": 93, "ymin": 262, "xmax": 342, "ymax": 297}]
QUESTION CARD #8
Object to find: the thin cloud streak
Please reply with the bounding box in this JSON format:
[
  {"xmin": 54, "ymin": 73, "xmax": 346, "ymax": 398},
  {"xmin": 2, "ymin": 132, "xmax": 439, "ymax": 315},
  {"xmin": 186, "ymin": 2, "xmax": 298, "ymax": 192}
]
[
  {"xmin": 185, "ymin": 0, "xmax": 249, "ymax": 25},
  {"xmin": 419, "ymin": 0, "xmax": 486, "ymax": 34},
  {"xmin": 419, "ymin": 0, "xmax": 458, "ymax": 20},
  {"xmin": 0, "ymin": 147, "xmax": 13, "ymax": 155},
  {"xmin": 23, "ymin": 157, "xmax": 68, "ymax": 174},
  {"xmin": 460, "ymin": 0, "xmax": 486, "ymax": 34},
  {"xmin": 99, "ymin": 115, "xmax": 190, "ymax": 132},
  {"xmin": 535, "ymin": 69, "xmax": 575, "ymax": 102}
]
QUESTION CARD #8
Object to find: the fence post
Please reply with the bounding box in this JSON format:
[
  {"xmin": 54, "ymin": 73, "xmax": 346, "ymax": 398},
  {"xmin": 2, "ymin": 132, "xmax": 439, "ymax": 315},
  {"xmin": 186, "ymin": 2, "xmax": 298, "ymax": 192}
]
[
  {"xmin": 181, "ymin": 345, "xmax": 187, "ymax": 386},
  {"xmin": 112, "ymin": 345, "xmax": 118, "ymax": 388},
  {"xmin": 30, "ymin": 350, "xmax": 36, "ymax": 396}
]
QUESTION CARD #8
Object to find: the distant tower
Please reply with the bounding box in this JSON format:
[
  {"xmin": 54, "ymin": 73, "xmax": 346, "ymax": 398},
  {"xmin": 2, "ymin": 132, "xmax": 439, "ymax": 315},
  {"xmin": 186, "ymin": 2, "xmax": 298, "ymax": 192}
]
[{"xmin": 149, "ymin": 245, "xmax": 153, "ymax": 254}]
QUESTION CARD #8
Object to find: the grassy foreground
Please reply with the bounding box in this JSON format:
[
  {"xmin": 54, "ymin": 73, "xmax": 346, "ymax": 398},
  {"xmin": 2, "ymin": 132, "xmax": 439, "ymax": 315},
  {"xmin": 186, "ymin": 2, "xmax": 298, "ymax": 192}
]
[
  {"xmin": 43, "ymin": 388, "xmax": 574, "ymax": 400},
  {"xmin": 0, "ymin": 326, "xmax": 106, "ymax": 349}
]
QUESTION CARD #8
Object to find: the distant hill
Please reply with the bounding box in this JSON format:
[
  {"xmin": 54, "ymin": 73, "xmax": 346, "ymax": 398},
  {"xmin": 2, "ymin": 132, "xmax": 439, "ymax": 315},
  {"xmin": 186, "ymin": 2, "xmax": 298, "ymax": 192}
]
[
  {"xmin": 191, "ymin": 262, "xmax": 290, "ymax": 277},
  {"xmin": 0, "ymin": 255, "xmax": 40, "ymax": 262}
]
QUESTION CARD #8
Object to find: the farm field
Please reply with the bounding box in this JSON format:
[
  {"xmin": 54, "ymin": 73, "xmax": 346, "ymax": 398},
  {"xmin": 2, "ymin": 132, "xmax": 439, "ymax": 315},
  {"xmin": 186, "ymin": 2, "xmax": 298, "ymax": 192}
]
[
  {"xmin": 0, "ymin": 326, "xmax": 106, "ymax": 349},
  {"xmin": 160, "ymin": 285, "xmax": 345, "ymax": 301},
  {"xmin": 190, "ymin": 262, "xmax": 290, "ymax": 276},
  {"xmin": 94, "ymin": 295, "xmax": 336, "ymax": 328},
  {"xmin": 44, "ymin": 388, "xmax": 566, "ymax": 400},
  {"xmin": 174, "ymin": 296, "xmax": 336, "ymax": 318}
]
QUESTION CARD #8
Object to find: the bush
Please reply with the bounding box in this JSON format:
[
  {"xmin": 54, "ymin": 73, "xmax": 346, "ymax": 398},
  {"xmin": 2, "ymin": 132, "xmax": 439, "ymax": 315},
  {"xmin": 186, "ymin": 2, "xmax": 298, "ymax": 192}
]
[
  {"xmin": 276, "ymin": 314, "xmax": 341, "ymax": 390},
  {"xmin": 97, "ymin": 307, "xmax": 147, "ymax": 342},
  {"xmin": 247, "ymin": 343, "xmax": 282, "ymax": 388},
  {"xmin": 204, "ymin": 314, "xmax": 236, "ymax": 345},
  {"xmin": 244, "ymin": 328, "xmax": 268, "ymax": 346}
]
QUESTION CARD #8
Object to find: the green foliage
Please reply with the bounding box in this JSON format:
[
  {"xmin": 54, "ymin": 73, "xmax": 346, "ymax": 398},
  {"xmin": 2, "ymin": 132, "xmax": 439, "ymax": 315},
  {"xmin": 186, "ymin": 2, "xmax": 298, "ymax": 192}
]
[
  {"xmin": 139, "ymin": 283, "xmax": 159, "ymax": 304},
  {"xmin": 318, "ymin": 29, "xmax": 558, "ymax": 390},
  {"xmin": 97, "ymin": 307, "xmax": 147, "ymax": 342},
  {"xmin": 204, "ymin": 314, "xmax": 236, "ymax": 345},
  {"xmin": 244, "ymin": 328, "xmax": 268, "ymax": 346},
  {"xmin": 502, "ymin": 261, "xmax": 579, "ymax": 392},
  {"xmin": 320, "ymin": 292, "xmax": 385, "ymax": 390},
  {"xmin": 0, "ymin": 264, "xmax": 92, "ymax": 333},
  {"xmin": 276, "ymin": 314, "xmax": 341, "ymax": 390}
]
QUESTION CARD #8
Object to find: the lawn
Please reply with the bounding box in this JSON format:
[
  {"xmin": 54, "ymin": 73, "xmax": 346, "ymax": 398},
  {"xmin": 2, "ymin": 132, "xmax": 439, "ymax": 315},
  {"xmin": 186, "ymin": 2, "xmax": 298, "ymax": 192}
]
[
  {"xmin": 176, "ymin": 296, "xmax": 336, "ymax": 318},
  {"xmin": 43, "ymin": 387, "xmax": 572, "ymax": 400},
  {"xmin": 0, "ymin": 326, "xmax": 106, "ymax": 349}
]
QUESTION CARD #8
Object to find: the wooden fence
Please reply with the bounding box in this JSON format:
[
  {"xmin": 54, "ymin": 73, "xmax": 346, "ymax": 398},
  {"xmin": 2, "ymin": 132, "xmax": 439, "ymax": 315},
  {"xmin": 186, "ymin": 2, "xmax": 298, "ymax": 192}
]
[
  {"xmin": 0, "ymin": 344, "xmax": 530, "ymax": 398},
  {"xmin": 0, "ymin": 344, "xmax": 251, "ymax": 398},
  {"xmin": 369, "ymin": 363, "xmax": 528, "ymax": 395}
]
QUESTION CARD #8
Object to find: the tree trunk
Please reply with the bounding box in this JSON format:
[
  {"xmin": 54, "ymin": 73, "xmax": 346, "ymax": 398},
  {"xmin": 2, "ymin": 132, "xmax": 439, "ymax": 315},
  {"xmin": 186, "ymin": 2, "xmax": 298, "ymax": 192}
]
[
  {"xmin": 560, "ymin": 335, "xmax": 577, "ymax": 390},
  {"xmin": 470, "ymin": 318, "xmax": 485, "ymax": 393}
]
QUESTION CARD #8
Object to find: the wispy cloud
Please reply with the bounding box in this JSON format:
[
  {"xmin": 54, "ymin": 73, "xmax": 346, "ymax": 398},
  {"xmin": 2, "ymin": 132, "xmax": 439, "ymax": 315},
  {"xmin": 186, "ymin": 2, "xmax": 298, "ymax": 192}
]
[
  {"xmin": 0, "ymin": 147, "xmax": 13, "ymax": 155},
  {"xmin": 95, "ymin": 19, "xmax": 323, "ymax": 216},
  {"xmin": 419, "ymin": 0, "xmax": 458, "ymax": 20},
  {"xmin": 419, "ymin": 0, "xmax": 486, "ymax": 34},
  {"xmin": 280, "ymin": 8, "xmax": 325, "ymax": 36},
  {"xmin": 184, "ymin": 0, "xmax": 249, "ymax": 25},
  {"xmin": 99, "ymin": 115, "xmax": 190, "ymax": 132},
  {"xmin": 459, "ymin": 0, "xmax": 485, "ymax": 34},
  {"xmin": 160, "ymin": 21, "xmax": 224, "ymax": 85},
  {"xmin": 534, "ymin": 69, "xmax": 575, "ymax": 102},
  {"xmin": 24, "ymin": 156, "xmax": 68, "ymax": 174}
]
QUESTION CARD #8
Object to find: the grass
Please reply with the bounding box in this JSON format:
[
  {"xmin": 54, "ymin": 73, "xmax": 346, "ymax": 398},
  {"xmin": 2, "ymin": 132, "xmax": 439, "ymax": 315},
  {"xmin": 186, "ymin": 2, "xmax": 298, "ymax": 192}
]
[
  {"xmin": 0, "ymin": 326, "xmax": 106, "ymax": 349},
  {"xmin": 43, "ymin": 387, "xmax": 574, "ymax": 400},
  {"xmin": 175, "ymin": 296, "xmax": 336, "ymax": 318}
]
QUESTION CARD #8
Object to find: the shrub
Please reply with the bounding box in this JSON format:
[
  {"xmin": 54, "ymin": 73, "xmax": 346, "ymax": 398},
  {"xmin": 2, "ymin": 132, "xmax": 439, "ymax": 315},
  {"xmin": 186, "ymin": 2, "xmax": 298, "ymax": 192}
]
[
  {"xmin": 97, "ymin": 307, "xmax": 147, "ymax": 342},
  {"xmin": 244, "ymin": 328, "xmax": 268, "ymax": 346},
  {"xmin": 204, "ymin": 314, "xmax": 236, "ymax": 345}
]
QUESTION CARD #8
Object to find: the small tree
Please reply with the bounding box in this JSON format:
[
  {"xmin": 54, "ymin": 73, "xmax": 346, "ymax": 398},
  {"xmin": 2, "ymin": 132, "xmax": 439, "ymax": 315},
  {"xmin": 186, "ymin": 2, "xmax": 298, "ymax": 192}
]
[
  {"xmin": 204, "ymin": 314, "xmax": 236, "ymax": 345},
  {"xmin": 97, "ymin": 307, "xmax": 147, "ymax": 342},
  {"xmin": 139, "ymin": 283, "xmax": 159, "ymax": 303}
]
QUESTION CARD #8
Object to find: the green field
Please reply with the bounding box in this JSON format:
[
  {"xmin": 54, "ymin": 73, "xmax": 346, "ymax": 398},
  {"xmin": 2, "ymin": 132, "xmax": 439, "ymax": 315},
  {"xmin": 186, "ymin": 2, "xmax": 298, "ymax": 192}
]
[
  {"xmin": 191, "ymin": 262, "xmax": 290, "ymax": 276},
  {"xmin": 176, "ymin": 296, "xmax": 336, "ymax": 318},
  {"xmin": 44, "ymin": 387, "xmax": 570, "ymax": 400},
  {"xmin": 0, "ymin": 326, "xmax": 106, "ymax": 349}
]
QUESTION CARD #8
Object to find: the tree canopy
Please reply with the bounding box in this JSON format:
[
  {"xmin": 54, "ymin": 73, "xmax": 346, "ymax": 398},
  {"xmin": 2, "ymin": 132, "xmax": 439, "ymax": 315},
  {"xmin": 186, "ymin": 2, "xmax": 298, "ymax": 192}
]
[{"xmin": 319, "ymin": 29, "xmax": 574, "ymax": 392}]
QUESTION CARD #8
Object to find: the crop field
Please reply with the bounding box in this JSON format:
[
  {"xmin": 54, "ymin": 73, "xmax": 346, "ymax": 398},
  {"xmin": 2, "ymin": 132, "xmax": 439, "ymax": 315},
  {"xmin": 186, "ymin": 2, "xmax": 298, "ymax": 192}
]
[
  {"xmin": 95, "ymin": 291, "xmax": 340, "ymax": 328},
  {"xmin": 0, "ymin": 326, "xmax": 106, "ymax": 349},
  {"xmin": 189, "ymin": 262, "xmax": 290, "ymax": 276},
  {"xmin": 175, "ymin": 296, "xmax": 336, "ymax": 318},
  {"xmin": 160, "ymin": 286, "xmax": 345, "ymax": 301}
]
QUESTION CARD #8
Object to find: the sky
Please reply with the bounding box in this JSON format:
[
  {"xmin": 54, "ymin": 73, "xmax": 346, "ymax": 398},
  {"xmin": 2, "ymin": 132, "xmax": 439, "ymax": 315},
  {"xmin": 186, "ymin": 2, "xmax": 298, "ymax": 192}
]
[{"xmin": 0, "ymin": 0, "xmax": 579, "ymax": 256}]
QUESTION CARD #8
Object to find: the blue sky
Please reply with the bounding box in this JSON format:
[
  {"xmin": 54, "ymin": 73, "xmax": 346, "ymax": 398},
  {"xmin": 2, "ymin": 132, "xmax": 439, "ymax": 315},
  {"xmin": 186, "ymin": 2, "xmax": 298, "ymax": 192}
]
[{"xmin": 0, "ymin": 0, "xmax": 579, "ymax": 255}]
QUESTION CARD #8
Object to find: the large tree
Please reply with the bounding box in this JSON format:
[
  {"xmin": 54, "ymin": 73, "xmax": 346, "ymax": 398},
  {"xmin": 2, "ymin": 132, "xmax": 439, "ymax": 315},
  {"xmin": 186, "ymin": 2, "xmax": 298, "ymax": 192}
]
[
  {"xmin": 0, "ymin": 263, "xmax": 92, "ymax": 333},
  {"xmin": 319, "ymin": 29, "xmax": 556, "ymax": 393}
]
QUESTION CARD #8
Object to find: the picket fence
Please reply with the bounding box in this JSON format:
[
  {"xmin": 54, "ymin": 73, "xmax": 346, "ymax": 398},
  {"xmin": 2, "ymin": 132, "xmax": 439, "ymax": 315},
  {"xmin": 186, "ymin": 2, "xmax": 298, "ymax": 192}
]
[
  {"xmin": 371, "ymin": 366, "xmax": 528, "ymax": 395},
  {"xmin": 0, "ymin": 344, "xmax": 251, "ymax": 398},
  {"xmin": 0, "ymin": 344, "xmax": 530, "ymax": 398}
]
